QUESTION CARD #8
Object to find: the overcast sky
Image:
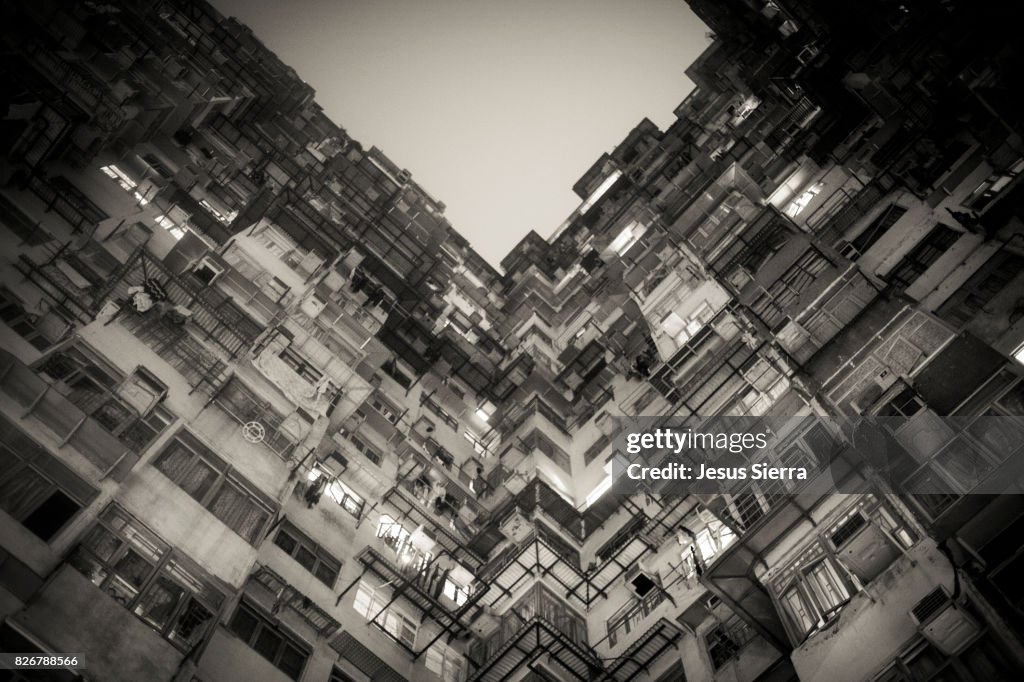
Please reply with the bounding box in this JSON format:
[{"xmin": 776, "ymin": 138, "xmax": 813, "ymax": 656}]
[{"xmin": 211, "ymin": 0, "xmax": 710, "ymax": 269}]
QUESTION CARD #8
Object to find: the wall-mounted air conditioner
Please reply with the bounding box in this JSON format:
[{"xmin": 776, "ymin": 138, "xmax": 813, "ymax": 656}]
[
  {"xmin": 909, "ymin": 587, "xmax": 981, "ymax": 655},
  {"xmin": 300, "ymin": 293, "xmax": 326, "ymax": 318},
  {"xmin": 499, "ymin": 509, "xmax": 532, "ymax": 543},
  {"xmin": 829, "ymin": 513, "xmax": 899, "ymax": 582}
]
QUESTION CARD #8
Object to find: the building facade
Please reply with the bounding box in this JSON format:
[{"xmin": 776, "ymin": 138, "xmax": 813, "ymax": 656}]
[{"xmin": 0, "ymin": 0, "xmax": 1022, "ymax": 681}]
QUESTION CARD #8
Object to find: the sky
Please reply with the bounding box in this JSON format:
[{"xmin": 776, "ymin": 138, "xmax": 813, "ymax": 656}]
[{"xmin": 211, "ymin": 0, "xmax": 710, "ymax": 269}]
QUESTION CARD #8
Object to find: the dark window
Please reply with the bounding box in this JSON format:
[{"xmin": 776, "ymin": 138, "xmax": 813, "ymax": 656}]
[
  {"xmin": 705, "ymin": 624, "xmax": 740, "ymax": 669},
  {"xmin": 0, "ymin": 288, "xmax": 50, "ymax": 350},
  {"xmin": 68, "ymin": 505, "xmax": 223, "ymax": 650},
  {"xmin": 152, "ymin": 432, "xmax": 275, "ymax": 544},
  {"xmin": 0, "ymin": 416, "xmax": 97, "ymax": 541},
  {"xmin": 229, "ymin": 601, "xmax": 310, "ymax": 680},
  {"xmin": 937, "ymin": 252, "xmax": 1024, "ymax": 329},
  {"xmin": 843, "ymin": 205, "xmax": 907, "ymax": 258},
  {"xmin": 887, "ymin": 225, "xmax": 959, "ymax": 290},
  {"xmin": 272, "ymin": 521, "xmax": 342, "ymax": 587}
]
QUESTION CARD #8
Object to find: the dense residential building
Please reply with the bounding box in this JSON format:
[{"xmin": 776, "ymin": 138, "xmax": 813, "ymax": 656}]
[{"xmin": 0, "ymin": 0, "xmax": 1023, "ymax": 680}]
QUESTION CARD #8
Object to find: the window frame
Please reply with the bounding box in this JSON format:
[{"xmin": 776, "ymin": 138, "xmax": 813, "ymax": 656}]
[
  {"xmin": 36, "ymin": 348, "xmax": 174, "ymax": 453},
  {"xmin": 352, "ymin": 580, "xmax": 419, "ymax": 649},
  {"xmin": 151, "ymin": 431, "xmax": 276, "ymax": 544},
  {"xmin": 0, "ymin": 417, "xmax": 98, "ymax": 542},
  {"xmin": 272, "ymin": 520, "xmax": 342, "ymax": 588},
  {"xmin": 228, "ymin": 599, "xmax": 310, "ymax": 680},
  {"xmin": 69, "ymin": 504, "xmax": 225, "ymax": 652}
]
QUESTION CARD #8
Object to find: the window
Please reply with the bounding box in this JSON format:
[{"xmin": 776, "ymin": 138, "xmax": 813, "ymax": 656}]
[
  {"xmin": 340, "ymin": 430, "xmax": 383, "ymax": 466},
  {"xmin": 878, "ymin": 386, "xmax": 925, "ymax": 417},
  {"xmin": 369, "ymin": 396, "xmax": 400, "ymax": 424},
  {"xmin": 785, "ymin": 182, "xmax": 822, "ymax": 218},
  {"xmin": 272, "ymin": 520, "xmax": 341, "ymax": 587},
  {"xmin": 425, "ymin": 641, "xmax": 465, "ymax": 682},
  {"xmin": 155, "ymin": 214, "xmax": 187, "ymax": 240},
  {"xmin": 705, "ymin": 616, "xmax": 755, "ymax": 669},
  {"xmin": 872, "ymin": 634, "xmax": 1016, "ymax": 681},
  {"xmin": 277, "ymin": 344, "xmax": 323, "ymax": 384},
  {"xmin": 140, "ymin": 153, "xmax": 173, "ymax": 179},
  {"xmin": 100, "ymin": 164, "xmax": 150, "ymax": 205},
  {"xmin": 229, "ymin": 600, "xmax": 310, "ymax": 680},
  {"xmin": 607, "ymin": 588, "xmax": 665, "ymax": 647},
  {"xmin": 964, "ymin": 158, "xmax": 1024, "ymax": 211},
  {"xmin": 352, "ymin": 581, "xmax": 418, "ymax": 648},
  {"xmin": 375, "ymin": 514, "xmax": 432, "ymax": 571},
  {"xmin": 0, "ymin": 416, "xmax": 97, "ymax": 541},
  {"xmin": 938, "ymin": 252, "xmax": 1024, "ymax": 329},
  {"xmin": 442, "ymin": 578, "xmax": 469, "ymax": 607},
  {"xmin": 314, "ymin": 470, "xmax": 363, "ymax": 518},
  {"xmin": 705, "ymin": 624, "xmax": 740, "ymax": 670},
  {"xmin": 887, "ymin": 225, "xmax": 959, "ymax": 290},
  {"xmin": 69, "ymin": 505, "xmax": 224, "ymax": 651},
  {"xmin": 841, "ymin": 205, "xmax": 907, "ymax": 259},
  {"xmin": 0, "ymin": 288, "xmax": 51, "ymax": 350},
  {"xmin": 774, "ymin": 542, "xmax": 852, "ymax": 641},
  {"xmin": 152, "ymin": 432, "xmax": 275, "ymax": 544},
  {"xmin": 37, "ymin": 349, "xmax": 174, "ymax": 453}
]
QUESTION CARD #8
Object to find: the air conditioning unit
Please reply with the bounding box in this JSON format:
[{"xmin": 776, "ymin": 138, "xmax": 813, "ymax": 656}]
[
  {"xmin": 909, "ymin": 587, "xmax": 981, "ymax": 655},
  {"xmin": 469, "ymin": 607, "xmax": 500, "ymax": 637},
  {"xmin": 409, "ymin": 525, "xmax": 438, "ymax": 554},
  {"xmin": 300, "ymin": 294, "xmax": 326, "ymax": 318},
  {"xmin": 500, "ymin": 509, "xmax": 532, "ymax": 543},
  {"xmin": 118, "ymin": 367, "xmax": 167, "ymax": 415},
  {"xmin": 829, "ymin": 513, "xmax": 899, "ymax": 582}
]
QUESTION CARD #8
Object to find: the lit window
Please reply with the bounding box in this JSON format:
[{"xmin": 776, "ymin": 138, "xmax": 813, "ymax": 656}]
[
  {"xmin": 1012, "ymin": 341, "xmax": 1024, "ymax": 366},
  {"xmin": 352, "ymin": 581, "xmax": 418, "ymax": 648},
  {"xmin": 474, "ymin": 401, "xmax": 495, "ymax": 423},
  {"xmin": 155, "ymin": 214, "xmax": 187, "ymax": 240},
  {"xmin": 442, "ymin": 578, "xmax": 469, "ymax": 606},
  {"xmin": 425, "ymin": 641, "xmax": 465, "ymax": 682},
  {"xmin": 786, "ymin": 182, "xmax": 823, "ymax": 218},
  {"xmin": 584, "ymin": 460, "xmax": 614, "ymax": 509},
  {"xmin": 101, "ymin": 164, "xmax": 137, "ymax": 191},
  {"xmin": 579, "ymin": 170, "xmax": 622, "ymax": 215},
  {"xmin": 327, "ymin": 479, "xmax": 364, "ymax": 517},
  {"xmin": 607, "ymin": 221, "xmax": 646, "ymax": 256}
]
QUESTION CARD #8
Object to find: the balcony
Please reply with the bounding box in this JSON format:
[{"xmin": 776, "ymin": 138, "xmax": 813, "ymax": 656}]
[
  {"xmin": 0, "ymin": 349, "xmax": 137, "ymax": 479},
  {"xmin": 10, "ymin": 564, "xmax": 183, "ymax": 682}
]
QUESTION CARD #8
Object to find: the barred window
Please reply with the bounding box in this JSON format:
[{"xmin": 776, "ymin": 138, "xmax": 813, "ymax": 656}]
[
  {"xmin": 69, "ymin": 504, "xmax": 224, "ymax": 651},
  {"xmin": 152, "ymin": 432, "xmax": 275, "ymax": 544}
]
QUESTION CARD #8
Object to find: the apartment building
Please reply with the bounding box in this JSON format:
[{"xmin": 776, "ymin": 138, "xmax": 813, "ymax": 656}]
[{"xmin": 0, "ymin": 0, "xmax": 1022, "ymax": 681}]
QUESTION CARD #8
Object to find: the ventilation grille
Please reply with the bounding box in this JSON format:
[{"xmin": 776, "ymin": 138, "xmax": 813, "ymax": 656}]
[
  {"xmin": 829, "ymin": 513, "xmax": 868, "ymax": 548},
  {"xmin": 911, "ymin": 587, "xmax": 948, "ymax": 623}
]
